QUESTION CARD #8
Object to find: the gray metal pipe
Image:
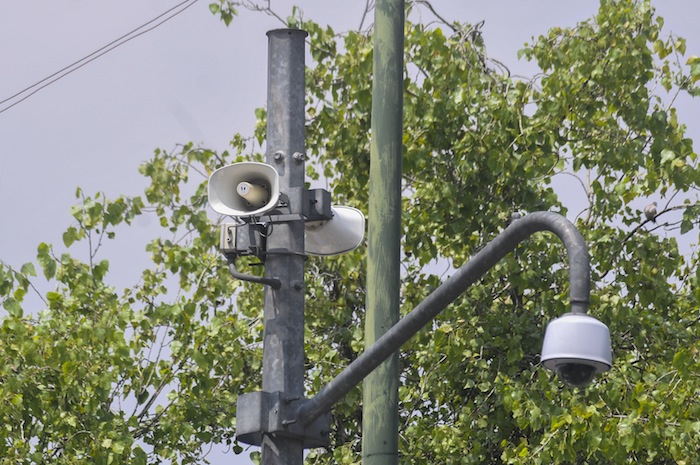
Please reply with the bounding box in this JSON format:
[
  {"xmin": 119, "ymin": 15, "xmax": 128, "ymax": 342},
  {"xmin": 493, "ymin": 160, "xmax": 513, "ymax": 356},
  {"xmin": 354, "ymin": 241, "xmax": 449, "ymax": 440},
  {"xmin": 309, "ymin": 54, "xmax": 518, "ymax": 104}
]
[
  {"xmin": 297, "ymin": 211, "xmax": 590, "ymax": 426},
  {"xmin": 227, "ymin": 259, "xmax": 281, "ymax": 289}
]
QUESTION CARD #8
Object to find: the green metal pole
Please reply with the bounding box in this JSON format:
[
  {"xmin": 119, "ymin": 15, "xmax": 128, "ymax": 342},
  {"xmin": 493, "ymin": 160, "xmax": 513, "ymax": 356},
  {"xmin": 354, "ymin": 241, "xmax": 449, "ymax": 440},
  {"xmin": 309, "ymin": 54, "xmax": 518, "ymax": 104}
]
[{"xmin": 363, "ymin": 1, "xmax": 404, "ymax": 464}]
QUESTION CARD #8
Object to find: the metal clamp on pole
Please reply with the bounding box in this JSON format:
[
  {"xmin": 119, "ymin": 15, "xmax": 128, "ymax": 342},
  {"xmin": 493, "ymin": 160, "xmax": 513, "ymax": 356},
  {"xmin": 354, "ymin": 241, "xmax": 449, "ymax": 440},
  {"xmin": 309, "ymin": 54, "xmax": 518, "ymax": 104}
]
[{"xmin": 236, "ymin": 391, "xmax": 330, "ymax": 448}]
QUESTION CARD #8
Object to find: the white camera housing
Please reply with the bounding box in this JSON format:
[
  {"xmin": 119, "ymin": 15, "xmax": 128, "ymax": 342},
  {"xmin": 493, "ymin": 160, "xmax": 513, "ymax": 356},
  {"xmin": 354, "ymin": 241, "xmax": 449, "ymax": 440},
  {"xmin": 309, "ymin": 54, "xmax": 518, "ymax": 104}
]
[{"xmin": 540, "ymin": 313, "xmax": 612, "ymax": 387}]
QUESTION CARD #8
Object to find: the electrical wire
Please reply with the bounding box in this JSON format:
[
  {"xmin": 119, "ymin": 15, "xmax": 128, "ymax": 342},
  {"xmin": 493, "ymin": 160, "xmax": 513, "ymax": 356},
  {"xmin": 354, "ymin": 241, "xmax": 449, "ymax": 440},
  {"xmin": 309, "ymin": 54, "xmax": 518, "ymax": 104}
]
[{"xmin": 0, "ymin": 0, "xmax": 200, "ymax": 114}]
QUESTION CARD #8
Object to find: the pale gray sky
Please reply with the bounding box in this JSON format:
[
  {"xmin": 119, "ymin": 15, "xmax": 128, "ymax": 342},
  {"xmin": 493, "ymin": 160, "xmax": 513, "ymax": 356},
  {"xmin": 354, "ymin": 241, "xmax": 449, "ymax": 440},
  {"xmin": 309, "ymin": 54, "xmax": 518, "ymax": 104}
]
[{"xmin": 0, "ymin": 1, "xmax": 698, "ymax": 463}]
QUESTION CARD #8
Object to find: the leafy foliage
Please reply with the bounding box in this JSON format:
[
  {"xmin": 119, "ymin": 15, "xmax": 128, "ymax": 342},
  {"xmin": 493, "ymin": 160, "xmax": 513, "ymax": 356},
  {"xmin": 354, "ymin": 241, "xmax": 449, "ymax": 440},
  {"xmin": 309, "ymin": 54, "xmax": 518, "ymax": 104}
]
[
  {"xmin": 0, "ymin": 142, "xmax": 267, "ymax": 464},
  {"xmin": 1, "ymin": 0, "xmax": 699, "ymax": 464}
]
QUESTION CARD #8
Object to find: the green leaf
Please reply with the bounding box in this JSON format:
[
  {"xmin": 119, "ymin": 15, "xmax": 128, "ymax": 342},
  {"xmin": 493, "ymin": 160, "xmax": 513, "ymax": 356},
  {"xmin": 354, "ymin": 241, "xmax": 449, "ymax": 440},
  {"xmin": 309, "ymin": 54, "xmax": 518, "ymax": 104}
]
[
  {"xmin": 46, "ymin": 291, "xmax": 62, "ymax": 307},
  {"xmin": 680, "ymin": 218, "xmax": 693, "ymax": 234},
  {"xmin": 3, "ymin": 297, "xmax": 23, "ymax": 317},
  {"xmin": 62, "ymin": 226, "xmax": 80, "ymax": 247},
  {"xmin": 20, "ymin": 262, "xmax": 36, "ymax": 277},
  {"xmin": 112, "ymin": 441, "xmax": 125, "ymax": 455},
  {"xmin": 92, "ymin": 259, "xmax": 110, "ymax": 281},
  {"xmin": 37, "ymin": 242, "xmax": 56, "ymax": 279},
  {"xmin": 660, "ymin": 149, "xmax": 675, "ymax": 164},
  {"xmin": 688, "ymin": 55, "xmax": 700, "ymax": 83},
  {"xmin": 222, "ymin": 11, "xmax": 233, "ymax": 26},
  {"xmin": 137, "ymin": 390, "xmax": 149, "ymax": 405},
  {"xmin": 675, "ymin": 38, "xmax": 686, "ymax": 55}
]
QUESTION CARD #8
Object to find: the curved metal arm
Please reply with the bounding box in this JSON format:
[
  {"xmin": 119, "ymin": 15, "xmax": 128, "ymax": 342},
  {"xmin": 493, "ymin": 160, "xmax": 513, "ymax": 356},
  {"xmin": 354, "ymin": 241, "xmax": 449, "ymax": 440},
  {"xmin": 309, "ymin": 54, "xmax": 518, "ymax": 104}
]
[
  {"xmin": 227, "ymin": 257, "xmax": 282, "ymax": 290},
  {"xmin": 297, "ymin": 211, "xmax": 590, "ymax": 426}
]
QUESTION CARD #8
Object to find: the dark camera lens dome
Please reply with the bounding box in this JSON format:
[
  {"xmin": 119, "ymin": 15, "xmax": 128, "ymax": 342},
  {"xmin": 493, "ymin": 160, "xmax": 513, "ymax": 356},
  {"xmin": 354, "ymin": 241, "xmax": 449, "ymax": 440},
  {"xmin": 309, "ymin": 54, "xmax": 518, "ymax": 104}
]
[{"xmin": 556, "ymin": 363, "xmax": 597, "ymax": 387}]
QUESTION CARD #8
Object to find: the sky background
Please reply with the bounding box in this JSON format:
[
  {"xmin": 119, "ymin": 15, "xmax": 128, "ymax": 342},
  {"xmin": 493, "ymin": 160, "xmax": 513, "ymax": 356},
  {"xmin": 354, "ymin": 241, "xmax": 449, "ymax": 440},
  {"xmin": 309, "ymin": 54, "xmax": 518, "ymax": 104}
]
[{"xmin": 1, "ymin": 1, "xmax": 698, "ymax": 463}]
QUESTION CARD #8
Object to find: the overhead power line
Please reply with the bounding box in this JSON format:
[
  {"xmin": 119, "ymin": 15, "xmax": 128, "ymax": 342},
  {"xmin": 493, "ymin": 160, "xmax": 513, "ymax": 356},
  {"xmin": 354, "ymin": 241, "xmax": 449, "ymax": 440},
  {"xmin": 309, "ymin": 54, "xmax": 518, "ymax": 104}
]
[{"xmin": 0, "ymin": 0, "xmax": 200, "ymax": 115}]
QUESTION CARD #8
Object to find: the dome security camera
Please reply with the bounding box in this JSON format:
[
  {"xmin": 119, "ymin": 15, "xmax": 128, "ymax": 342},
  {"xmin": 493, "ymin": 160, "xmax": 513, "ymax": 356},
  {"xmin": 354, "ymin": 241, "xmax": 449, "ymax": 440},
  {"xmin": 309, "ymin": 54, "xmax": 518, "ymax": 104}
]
[
  {"xmin": 552, "ymin": 361, "xmax": 598, "ymax": 388},
  {"xmin": 540, "ymin": 313, "xmax": 612, "ymax": 388}
]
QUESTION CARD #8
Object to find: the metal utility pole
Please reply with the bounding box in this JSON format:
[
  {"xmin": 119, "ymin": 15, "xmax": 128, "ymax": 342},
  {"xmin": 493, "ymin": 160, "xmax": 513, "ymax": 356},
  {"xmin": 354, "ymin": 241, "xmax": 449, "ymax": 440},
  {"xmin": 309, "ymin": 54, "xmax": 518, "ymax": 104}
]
[
  {"xmin": 261, "ymin": 28, "xmax": 307, "ymax": 465},
  {"xmin": 364, "ymin": 1, "xmax": 404, "ymax": 464}
]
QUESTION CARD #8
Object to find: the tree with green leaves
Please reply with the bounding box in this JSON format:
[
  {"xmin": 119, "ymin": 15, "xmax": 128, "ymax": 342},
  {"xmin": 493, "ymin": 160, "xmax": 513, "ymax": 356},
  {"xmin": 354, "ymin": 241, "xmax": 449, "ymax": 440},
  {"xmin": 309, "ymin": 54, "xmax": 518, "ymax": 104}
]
[{"xmin": 1, "ymin": 0, "xmax": 699, "ymax": 463}]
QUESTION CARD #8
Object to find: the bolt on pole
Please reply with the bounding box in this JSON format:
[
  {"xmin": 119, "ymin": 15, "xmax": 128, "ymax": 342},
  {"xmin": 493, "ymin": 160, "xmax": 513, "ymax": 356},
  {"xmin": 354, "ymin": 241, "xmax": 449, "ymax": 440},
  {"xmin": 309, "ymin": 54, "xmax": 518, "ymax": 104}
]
[{"xmin": 260, "ymin": 28, "xmax": 308, "ymax": 465}]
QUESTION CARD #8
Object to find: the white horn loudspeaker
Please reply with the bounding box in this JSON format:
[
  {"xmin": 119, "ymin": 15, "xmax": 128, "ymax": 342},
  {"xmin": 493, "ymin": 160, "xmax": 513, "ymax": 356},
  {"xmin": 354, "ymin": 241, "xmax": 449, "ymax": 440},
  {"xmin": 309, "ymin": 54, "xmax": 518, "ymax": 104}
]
[
  {"xmin": 208, "ymin": 162, "xmax": 280, "ymax": 217},
  {"xmin": 305, "ymin": 206, "xmax": 365, "ymax": 256}
]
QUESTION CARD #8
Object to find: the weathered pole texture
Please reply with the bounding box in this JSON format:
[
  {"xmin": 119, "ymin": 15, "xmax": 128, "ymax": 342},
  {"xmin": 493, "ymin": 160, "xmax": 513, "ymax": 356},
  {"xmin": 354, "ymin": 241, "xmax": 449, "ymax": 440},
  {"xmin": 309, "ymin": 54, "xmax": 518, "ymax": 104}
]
[
  {"xmin": 262, "ymin": 29, "xmax": 308, "ymax": 465},
  {"xmin": 363, "ymin": 1, "xmax": 405, "ymax": 464}
]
